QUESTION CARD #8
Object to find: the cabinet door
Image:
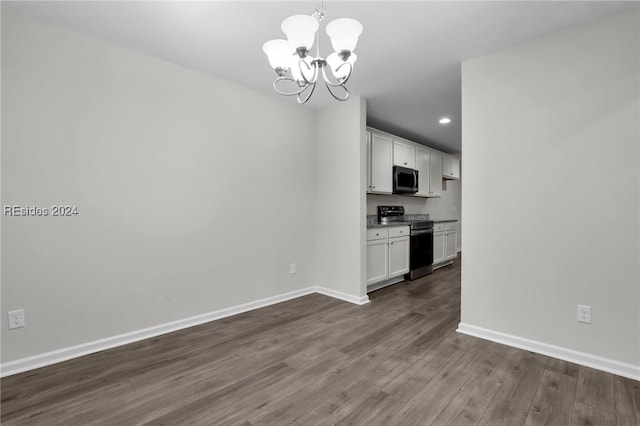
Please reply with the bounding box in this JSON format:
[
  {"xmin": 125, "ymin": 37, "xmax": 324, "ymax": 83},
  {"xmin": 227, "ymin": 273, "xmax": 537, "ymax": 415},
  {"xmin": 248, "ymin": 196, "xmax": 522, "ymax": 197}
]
[
  {"xmin": 367, "ymin": 239, "xmax": 389, "ymax": 285},
  {"xmin": 449, "ymin": 158, "xmax": 460, "ymax": 179},
  {"xmin": 429, "ymin": 151, "xmax": 443, "ymax": 197},
  {"xmin": 433, "ymin": 232, "xmax": 445, "ymax": 264},
  {"xmin": 445, "ymin": 231, "xmax": 457, "ymax": 260},
  {"xmin": 443, "ymin": 156, "xmax": 460, "ymax": 179},
  {"xmin": 370, "ymin": 133, "xmax": 393, "ymax": 194},
  {"xmin": 414, "ymin": 146, "xmax": 430, "ymax": 197},
  {"xmin": 388, "ymin": 236, "xmax": 410, "ymax": 278},
  {"xmin": 393, "ymin": 140, "xmax": 416, "ymax": 169},
  {"xmin": 366, "ymin": 131, "xmax": 372, "ymax": 192}
]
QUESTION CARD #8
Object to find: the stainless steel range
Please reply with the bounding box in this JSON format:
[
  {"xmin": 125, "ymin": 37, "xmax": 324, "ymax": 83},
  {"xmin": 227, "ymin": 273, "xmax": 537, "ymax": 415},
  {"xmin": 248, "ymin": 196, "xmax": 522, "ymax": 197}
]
[{"xmin": 377, "ymin": 206, "xmax": 434, "ymax": 280}]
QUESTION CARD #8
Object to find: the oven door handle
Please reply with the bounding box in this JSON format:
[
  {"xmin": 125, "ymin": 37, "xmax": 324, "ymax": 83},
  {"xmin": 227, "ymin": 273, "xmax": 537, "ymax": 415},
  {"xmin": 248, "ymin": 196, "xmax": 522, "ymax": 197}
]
[{"xmin": 411, "ymin": 229, "xmax": 434, "ymax": 236}]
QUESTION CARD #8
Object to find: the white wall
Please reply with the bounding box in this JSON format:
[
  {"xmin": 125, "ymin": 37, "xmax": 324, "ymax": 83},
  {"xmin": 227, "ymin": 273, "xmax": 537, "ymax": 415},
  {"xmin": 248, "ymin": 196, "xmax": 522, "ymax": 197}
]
[
  {"xmin": 460, "ymin": 10, "xmax": 639, "ymax": 376},
  {"xmin": 1, "ymin": 12, "xmax": 318, "ymax": 362},
  {"xmin": 315, "ymin": 97, "xmax": 368, "ymax": 302}
]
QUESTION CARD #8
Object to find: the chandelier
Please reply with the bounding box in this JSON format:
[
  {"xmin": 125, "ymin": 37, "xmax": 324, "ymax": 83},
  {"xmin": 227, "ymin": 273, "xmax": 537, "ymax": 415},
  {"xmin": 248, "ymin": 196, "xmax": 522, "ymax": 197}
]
[{"xmin": 262, "ymin": 1, "xmax": 363, "ymax": 104}]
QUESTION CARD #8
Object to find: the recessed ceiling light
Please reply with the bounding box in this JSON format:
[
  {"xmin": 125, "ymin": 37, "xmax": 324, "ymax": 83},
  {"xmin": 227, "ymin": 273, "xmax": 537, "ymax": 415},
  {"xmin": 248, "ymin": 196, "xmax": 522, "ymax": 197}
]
[{"xmin": 439, "ymin": 117, "xmax": 451, "ymax": 125}]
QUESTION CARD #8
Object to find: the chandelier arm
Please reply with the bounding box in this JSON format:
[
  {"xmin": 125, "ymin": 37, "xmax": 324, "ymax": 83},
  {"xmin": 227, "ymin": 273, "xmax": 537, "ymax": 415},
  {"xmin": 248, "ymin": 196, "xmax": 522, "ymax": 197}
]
[
  {"xmin": 299, "ymin": 59, "xmax": 319, "ymax": 86},
  {"xmin": 335, "ymin": 62, "xmax": 353, "ymax": 85},
  {"xmin": 325, "ymin": 81, "xmax": 349, "ymax": 102},
  {"xmin": 319, "ymin": 66, "xmax": 348, "ymax": 101},
  {"xmin": 273, "ymin": 77, "xmax": 309, "ymax": 96},
  {"xmin": 320, "ymin": 62, "xmax": 353, "ymax": 88},
  {"xmin": 297, "ymin": 81, "xmax": 317, "ymax": 104}
]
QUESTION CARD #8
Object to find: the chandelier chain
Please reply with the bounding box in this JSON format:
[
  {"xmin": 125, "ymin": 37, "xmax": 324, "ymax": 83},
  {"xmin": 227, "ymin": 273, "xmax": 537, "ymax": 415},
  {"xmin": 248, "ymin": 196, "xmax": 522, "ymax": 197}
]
[{"xmin": 312, "ymin": 0, "xmax": 326, "ymax": 21}]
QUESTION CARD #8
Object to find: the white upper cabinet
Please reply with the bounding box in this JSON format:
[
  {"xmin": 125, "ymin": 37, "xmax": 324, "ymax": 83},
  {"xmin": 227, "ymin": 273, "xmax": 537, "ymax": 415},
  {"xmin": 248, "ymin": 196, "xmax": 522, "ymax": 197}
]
[
  {"xmin": 414, "ymin": 146, "xmax": 430, "ymax": 197},
  {"xmin": 368, "ymin": 132, "xmax": 393, "ymax": 194},
  {"xmin": 366, "ymin": 131, "xmax": 372, "ymax": 192},
  {"xmin": 366, "ymin": 127, "xmax": 454, "ymax": 197},
  {"xmin": 443, "ymin": 156, "xmax": 460, "ymax": 179},
  {"xmin": 393, "ymin": 139, "xmax": 416, "ymax": 169},
  {"xmin": 429, "ymin": 151, "xmax": 443, "ymax": 197}
]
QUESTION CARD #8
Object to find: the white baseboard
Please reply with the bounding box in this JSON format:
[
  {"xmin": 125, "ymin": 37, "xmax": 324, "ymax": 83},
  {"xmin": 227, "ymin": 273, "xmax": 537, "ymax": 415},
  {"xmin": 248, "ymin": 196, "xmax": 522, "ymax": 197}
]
[
  {"xmin": 457, "ymin": 322, "xmax": 640, "ymax": 381},
  {"xmin": 315, "ymin": 286, "xmax": 370, "ymax": 305},
  {"xmin": 1, "ymin": 286, "xmax": 367, "ymax": 377}
]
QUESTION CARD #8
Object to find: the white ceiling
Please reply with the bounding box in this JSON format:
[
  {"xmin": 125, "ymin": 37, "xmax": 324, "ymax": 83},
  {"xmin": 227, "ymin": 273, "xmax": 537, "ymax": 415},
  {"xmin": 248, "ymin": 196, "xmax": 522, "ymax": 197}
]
[{"xmin": 4, "ymin": 1, "xmax": 637, "ymax": 154}]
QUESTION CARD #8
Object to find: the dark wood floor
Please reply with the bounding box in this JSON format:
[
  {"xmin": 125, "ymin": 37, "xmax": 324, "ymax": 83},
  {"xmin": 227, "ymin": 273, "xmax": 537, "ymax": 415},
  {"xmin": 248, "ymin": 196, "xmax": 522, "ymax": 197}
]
[{"xmin": 2, "ymin": 257, "xmax": 639, "ymax": 425}]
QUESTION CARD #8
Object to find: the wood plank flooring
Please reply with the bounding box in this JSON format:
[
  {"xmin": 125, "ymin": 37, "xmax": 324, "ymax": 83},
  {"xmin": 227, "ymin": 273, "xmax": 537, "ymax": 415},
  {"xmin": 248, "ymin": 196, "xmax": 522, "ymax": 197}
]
[{"xmin": 2, "ymin": 257, "xmax": 639, "ymax": 425}]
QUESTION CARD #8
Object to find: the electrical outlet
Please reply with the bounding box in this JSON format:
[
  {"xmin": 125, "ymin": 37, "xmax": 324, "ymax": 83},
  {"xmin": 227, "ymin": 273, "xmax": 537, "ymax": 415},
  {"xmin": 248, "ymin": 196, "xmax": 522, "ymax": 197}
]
[
  {"xmin": 577, "ymin": 305, "xmax": 592, "ymax": 324},
  {"xmin": 290, "ymin": 263, "xmax": 296, "ymax": 274},
  {"xmin": 8, "ymin": 309, "xmax": 25, "ymax": 329}
]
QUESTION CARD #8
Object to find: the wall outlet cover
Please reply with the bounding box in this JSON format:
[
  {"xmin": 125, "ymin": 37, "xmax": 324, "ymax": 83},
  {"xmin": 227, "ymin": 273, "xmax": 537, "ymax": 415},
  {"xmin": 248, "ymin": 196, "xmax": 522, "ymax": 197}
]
[
  {"xmin": 8, "ymin": 309, "xmax": 25, "ymax": 329},
  {"xmin": 577, "ymin": 305, "xmax": 592, "ymax": 324}
]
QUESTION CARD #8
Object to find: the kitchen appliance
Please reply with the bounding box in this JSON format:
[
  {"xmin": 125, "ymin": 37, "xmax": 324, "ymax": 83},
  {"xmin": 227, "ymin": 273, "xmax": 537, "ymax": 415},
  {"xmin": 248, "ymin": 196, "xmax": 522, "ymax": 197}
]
[
  {"xmin": 393, "ymin": 166, "xmax": 419, "ymax": 194},
  {"xmin": 377, "ymin": 205, "xmax": 406, "ymax": 224},
  {"xmin": 377, "ymin": 206, "xmax": 434, "ymax": 280},
  {"xmin": 407, "ymin": 219, "xmax": 434, "ymax": 280}
]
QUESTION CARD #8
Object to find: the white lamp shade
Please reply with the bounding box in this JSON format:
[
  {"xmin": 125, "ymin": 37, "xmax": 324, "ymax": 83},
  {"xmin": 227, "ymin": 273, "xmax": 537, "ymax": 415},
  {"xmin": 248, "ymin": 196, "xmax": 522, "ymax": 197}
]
[
  {"xmin": 325, "ymin": 18, "xmax": 363, "ymax": 53},
  {"xmin": 327, "ymin": 52, "xmax": 357, "ymax": 79},
  {"xmin": 290, "ymin": 55, "xmax": 315, "ymax": 82},
  {"xmin": 281, "ymin": 15, "xmax": 318, "ymax": 51},
  {"xmin": 263, "ymin": 39, "xmax": 292, "ymax": 70}
]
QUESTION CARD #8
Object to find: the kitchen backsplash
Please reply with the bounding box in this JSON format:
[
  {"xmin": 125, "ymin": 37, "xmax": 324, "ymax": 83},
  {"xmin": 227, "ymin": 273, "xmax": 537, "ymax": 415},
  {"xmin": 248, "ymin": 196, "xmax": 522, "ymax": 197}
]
[{"xmin": 366, "ymin": 177, "xmax": 460, "ymax": 218}]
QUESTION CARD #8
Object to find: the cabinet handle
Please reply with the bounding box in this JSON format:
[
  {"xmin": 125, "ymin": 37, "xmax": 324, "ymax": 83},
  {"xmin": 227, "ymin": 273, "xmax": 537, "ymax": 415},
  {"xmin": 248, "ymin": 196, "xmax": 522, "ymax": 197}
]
[
  {"xmin": 403, "ymin": 162, "xmax": 407, "ymax": 165},
  {"xmin": 372, "ymin": 186, "xmax": 376, "ymax": 189}
]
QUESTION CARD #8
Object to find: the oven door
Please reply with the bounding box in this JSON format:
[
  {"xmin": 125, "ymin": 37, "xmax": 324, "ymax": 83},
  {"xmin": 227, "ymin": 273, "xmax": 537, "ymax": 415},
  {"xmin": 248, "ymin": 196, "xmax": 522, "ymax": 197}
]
[{"xmin": 408, "ymin": 229, "xmax": 433, "ymax": 280}]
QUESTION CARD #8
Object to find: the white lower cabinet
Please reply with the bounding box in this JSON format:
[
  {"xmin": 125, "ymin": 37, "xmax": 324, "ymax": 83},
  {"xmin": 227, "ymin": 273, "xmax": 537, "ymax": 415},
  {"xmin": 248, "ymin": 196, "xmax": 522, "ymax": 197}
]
[
  {"xmin": 433, "ymin": 230, "xmax": 445, "ymax": 265},
  {"xmin": 445, "ymin": 229, "xmax": 457, "ymax": 260},
  {"xmin": 367, "ymin": 238, "xmax": 389, "ymax": 285},
  {"xmin": 388, "ymin": 235, "xmax": 410, "ymax": 278},
  {"xmin": 433, "ymin": 221, "xmax": 458, "ymax": 268},
  {"xmin": 366, "ymin": 226, "xmax": 410, "ymax": 288}
]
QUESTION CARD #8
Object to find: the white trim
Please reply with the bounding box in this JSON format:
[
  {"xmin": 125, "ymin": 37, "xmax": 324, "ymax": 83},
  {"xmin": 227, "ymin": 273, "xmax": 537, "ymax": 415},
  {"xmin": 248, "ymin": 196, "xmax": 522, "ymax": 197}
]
[
  {"xmin": 457, "ymin": 322, "xmax": 640, "ymax": 381},
  {"xmin": 1, "ymin": 286, "xmax": 368, "ymax": 377},
  {"xmin": 366, "ymin": 277, "xmax": 404, "ymax": 293},
  {"xmin": 315, "ymin": 286, "xmax": 370, "ymax": 305}
]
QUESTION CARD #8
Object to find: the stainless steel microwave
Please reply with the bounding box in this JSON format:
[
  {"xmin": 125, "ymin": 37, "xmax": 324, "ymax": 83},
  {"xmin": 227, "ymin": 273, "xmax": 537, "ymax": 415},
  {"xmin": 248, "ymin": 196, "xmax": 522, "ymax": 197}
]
[{"xmin": 393, "ymin": 166, "xmax": 418, "ymax": 194}]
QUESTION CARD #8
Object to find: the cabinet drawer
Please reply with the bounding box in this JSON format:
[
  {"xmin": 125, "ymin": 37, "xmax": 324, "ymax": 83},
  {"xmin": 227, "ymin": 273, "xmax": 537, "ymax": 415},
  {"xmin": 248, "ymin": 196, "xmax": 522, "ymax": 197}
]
[
  {"xmin": 434, "ymin": 223, "xmax": 446, "ymax": 232},
  {"xmin": 367, "ymin": 228, "xmax": 389, "ymax": 241},
  {"xmin": 388, "ymin": 226, "xmax": 409, "ymax": 238},
  {"xmin": 446, "ymin": 222, "xmax": 457, "ymax": 231}
]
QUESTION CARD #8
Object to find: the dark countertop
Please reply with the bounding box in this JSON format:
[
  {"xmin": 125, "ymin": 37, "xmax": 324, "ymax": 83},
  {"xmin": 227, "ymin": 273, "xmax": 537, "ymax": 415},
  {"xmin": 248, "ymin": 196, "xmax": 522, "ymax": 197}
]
[
  {"xmin": 366, "ymin": 214, "xmax": 432, "ymax": 229},
  {"xmin": 432, "ymin": 219, "xmax": 458, "ymax": 223},
  {"xmin": 367, "ymin": 221, "xmax": 412, "ymax": 229}
]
